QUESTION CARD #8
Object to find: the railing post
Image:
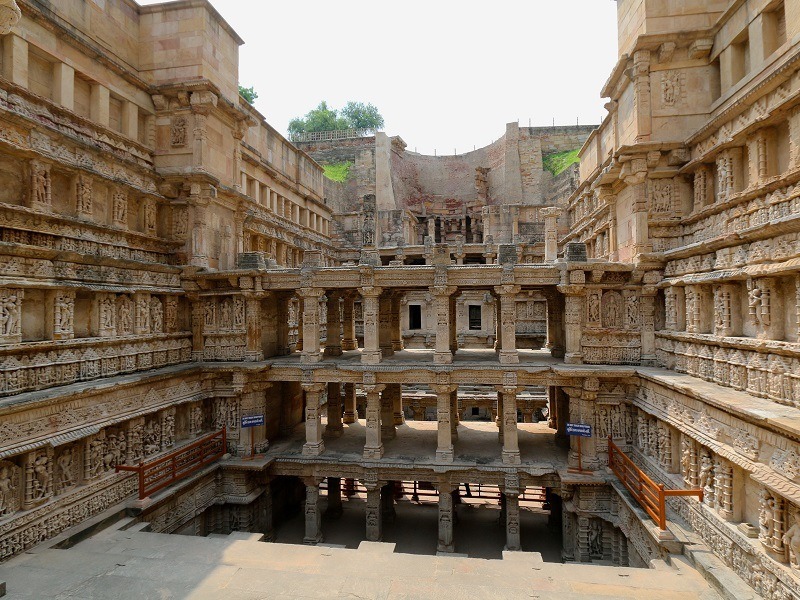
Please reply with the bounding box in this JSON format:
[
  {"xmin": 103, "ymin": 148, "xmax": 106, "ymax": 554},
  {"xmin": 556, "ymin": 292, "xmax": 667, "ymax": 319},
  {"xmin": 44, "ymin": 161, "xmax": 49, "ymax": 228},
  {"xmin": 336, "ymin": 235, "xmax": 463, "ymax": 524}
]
[
  {"xmin": 138, "ymin": 461, "xmax": 145, "ymax": 500},
  {"xmin": 658, "ymin": 484, "xmax": 666, "ymax": 530}
]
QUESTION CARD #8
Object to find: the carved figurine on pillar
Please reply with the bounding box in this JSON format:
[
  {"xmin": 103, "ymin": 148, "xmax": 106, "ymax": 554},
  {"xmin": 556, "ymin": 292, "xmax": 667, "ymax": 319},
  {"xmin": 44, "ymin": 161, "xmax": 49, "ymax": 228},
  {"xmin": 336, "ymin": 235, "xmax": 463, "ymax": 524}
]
[{"xmin": 302, "ymin": 383, "xmax": 326, "ymax": 457}]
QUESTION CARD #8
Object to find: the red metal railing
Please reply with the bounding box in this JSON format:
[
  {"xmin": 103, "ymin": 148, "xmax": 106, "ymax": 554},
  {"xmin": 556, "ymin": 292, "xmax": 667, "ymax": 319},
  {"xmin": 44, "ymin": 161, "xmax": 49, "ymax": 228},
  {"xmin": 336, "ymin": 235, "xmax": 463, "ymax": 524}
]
[
  {"xmin": 117, "ymin": 428, "xmax": 226, "ymax": 500},
  {"xmin": 608, "ymin": 437, "xmax": 703, "ymax": 530}
]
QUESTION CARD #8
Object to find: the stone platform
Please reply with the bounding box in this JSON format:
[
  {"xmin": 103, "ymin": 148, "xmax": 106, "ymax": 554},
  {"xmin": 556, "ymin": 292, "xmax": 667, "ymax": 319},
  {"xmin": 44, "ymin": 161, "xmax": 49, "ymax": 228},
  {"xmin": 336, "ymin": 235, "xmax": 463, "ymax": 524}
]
[
  {"xmin": 268, "ymin": 420, "xmax": 567, "ymax": 471},
  {"xmin": 0, "ymin": 523, "xmax": 724, "ymax": 600}
]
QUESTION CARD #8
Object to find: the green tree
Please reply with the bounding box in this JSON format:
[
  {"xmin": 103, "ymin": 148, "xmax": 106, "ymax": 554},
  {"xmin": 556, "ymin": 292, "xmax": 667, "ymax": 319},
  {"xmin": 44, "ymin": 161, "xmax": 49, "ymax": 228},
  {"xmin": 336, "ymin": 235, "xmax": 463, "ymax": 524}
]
[
  {"xmin": 239, "ymin": 85, "xmax": 258, "ymax": 104},
  {"xmin": 288, "ymin": 101, "xmax": 384, "ymax": 137},
  {"xmin": 340, "ymin": 101, "xmax": 384, "ymax": 132},
  {"xmin": 288, "ymin": 101, "xmax": 348, "ymax": 137}
]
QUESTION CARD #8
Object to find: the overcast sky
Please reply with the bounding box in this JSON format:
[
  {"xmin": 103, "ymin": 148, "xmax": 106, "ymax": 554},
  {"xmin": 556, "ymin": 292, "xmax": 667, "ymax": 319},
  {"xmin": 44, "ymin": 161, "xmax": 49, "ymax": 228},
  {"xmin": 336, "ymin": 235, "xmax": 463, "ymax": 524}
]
[{"xmin": 137, "ymin": 0, "xmax": 619, "ymax": 154}]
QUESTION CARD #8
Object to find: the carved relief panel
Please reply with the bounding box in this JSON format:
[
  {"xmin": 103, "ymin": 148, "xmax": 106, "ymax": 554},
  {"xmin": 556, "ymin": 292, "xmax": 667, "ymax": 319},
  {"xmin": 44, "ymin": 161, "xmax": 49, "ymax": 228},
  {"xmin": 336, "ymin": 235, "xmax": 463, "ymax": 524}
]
[{"xmin": 0, "ymin": 460, "xmax": 21, "ymax": 519}]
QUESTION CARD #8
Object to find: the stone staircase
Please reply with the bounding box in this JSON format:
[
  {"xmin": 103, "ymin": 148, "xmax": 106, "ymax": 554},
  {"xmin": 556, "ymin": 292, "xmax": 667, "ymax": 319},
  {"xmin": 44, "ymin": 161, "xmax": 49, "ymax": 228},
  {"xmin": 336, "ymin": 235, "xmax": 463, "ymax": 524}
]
[{"xmin": 0, "ymin": 517, "xmax": 727, "ymax": 599}]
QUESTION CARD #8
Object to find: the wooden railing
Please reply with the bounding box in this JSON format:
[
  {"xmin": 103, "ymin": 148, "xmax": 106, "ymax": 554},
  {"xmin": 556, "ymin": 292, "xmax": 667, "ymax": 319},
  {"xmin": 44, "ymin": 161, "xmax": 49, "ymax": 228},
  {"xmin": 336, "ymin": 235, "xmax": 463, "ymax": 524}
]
[
  {"xmin": 608, "ymin": 437, "xmax": 703, "ymax": 530},
  {"xmin": 117, "ymin": 428, "xmax": 226, "ymax": 500}
]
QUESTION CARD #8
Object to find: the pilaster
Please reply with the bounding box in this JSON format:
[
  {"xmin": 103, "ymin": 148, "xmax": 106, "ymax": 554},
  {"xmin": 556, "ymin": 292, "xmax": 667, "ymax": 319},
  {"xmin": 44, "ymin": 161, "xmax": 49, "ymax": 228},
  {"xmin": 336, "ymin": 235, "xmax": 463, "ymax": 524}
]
[
  {"xmin": 437, "ymin": 484, "xmax": 455, "ymax": 553},
  {"xmin": 299, "ymin": 288, "xmax": 323, "ymax": 363},
  {"xmin": 302, "ymin": 383, "xmax": 326, "ymax": 457},
  {"xmin": 303, "ymin": 479, "xmax": 323, "ymax": 545},
  {"xmin": 495, "ymin": 285, "xmax": 521, "ymax": 364},
  {"xmin": 360, "ymin": 287, "xmax": 383, "ymax": 364},
  {"xmin": 363, "ymin": 384, "xmax": 385, "ymax": 459},
  {"xmin": 431, "ymin": 286, "xmax": 456, "ymax": 364},
  {"xmin": 431, "ymin": 383, "xmax": 457, "ymax": 462}
]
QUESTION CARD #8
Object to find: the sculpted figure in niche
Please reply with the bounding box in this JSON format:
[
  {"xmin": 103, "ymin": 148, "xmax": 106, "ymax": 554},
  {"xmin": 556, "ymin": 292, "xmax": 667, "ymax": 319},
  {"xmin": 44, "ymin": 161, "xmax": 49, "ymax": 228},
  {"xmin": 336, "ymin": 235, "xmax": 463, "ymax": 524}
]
[
  {"xmin": 748, "ymin": 279, "xmax": 771, "ymax": 328},
  {"xmin": 31, "ymin": 162, "xmax": 51, "ymax": 208},
  {"xmin": 589, "ymin": 520, "xmax": 603, "ymax": 558},
  {"xmin": 0, "ymin": 464, "xmax": 16, "ymax": 516},
  {"xmin": 117, "ymin": 296, "xmax": 133, "ymax": 335},
  {"xmin": 112, "ymin": 191, "xmax": 127, "ymax": 225},
  {"xmin": 783, "ymin": 512, "xmax": 800, "ymax": 566},
  {"xmin": 601, "ymin": 291, "xmax": 623, "ymax": 328},
  {"xmin": 76, "ymin": 175, "xmax": 93, "ymax": 215},
  {"xmin": 220, "ymin": 298, "xmax": 233, "ymax": 330},
  {"xmin": 56, "ymin": 450, "xmax": 74, "ymax": 490},
  {"xmin": 32, "ymin": 453, "xmax": 50, "ymax": 500},
  {"xmin": 587, "ymin": 293, "xmax": 600, "ymax": 324},
  {"xmin": 100, "ymin": 295, "xmax": 115, "ymax": 331},
  {"xmin": 150, "ymin": 298, "xmax": 163, "ymax": 333},
  {"xmin": 143, "ymin": 200, "xmax": 157, "ymax": 233},
  {"xmin": 0, "ymin": 290, "xmax": 20, "ymax": 337},
  {"xmin": 88, "ymin": 434, "xmax": 106, "ymax": 478},
  {"xmin": 171, "ymin": 116, "xmax": 188, "ymax": 147}
]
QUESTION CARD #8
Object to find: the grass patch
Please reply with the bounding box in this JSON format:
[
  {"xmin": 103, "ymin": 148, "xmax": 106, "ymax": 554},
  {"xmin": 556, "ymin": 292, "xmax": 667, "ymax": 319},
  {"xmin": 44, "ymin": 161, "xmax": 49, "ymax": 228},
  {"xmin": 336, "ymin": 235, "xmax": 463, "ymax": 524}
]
[
  {"xmin": 543, "ymin": 149, "xmax": 580, "ymax": 177},
  {"xmin": 322, "ymin": 161, "xmax": 353, "ymax": 182}
]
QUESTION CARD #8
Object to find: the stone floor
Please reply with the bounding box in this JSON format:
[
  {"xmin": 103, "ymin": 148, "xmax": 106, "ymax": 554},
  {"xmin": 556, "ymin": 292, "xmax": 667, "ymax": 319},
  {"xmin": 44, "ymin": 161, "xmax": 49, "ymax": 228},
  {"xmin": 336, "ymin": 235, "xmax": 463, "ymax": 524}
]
[
  {"xmin": 0, "ymin": 522, "xmax": 723, "ymax": 600},
  {"xmin": 269, "ymin": 347, "xmax": 562, "ymax": 366},
  {"xmin": 267, "ymin": 420, "xmax": 567, "ymax": 471}
]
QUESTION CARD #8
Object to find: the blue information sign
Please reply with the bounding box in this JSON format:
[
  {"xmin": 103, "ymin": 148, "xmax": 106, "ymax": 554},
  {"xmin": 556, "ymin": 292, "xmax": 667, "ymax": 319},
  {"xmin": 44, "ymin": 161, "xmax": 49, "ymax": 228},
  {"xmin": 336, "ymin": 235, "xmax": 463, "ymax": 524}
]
[
  {"xmin": 566, "ymin": 423, "xmax": 592, "ymax": 438},
  {"xmin": 241, "ymin": 415, "xmax": 265, "ymax": 428}
]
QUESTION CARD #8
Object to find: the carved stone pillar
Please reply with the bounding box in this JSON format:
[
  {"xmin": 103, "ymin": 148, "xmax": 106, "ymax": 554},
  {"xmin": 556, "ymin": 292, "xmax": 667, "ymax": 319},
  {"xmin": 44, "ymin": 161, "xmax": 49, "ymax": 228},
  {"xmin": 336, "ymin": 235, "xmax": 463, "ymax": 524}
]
[
  {"xmin": 390, "ymin": 293, "xmax": 403, "ymax": 351},
  {"xmin": 326, "ymin": 382, "xmax": 343, "ymax": 437},
  {"xmin": 364, "ymin": 483, "xmax": 383, "ymax": 542},
  {"xmin": 0, "ymin": 288, "xmax": 23, "ymax": 344},
  {"xmin": 380, "ymin": 383, "xmax": 396, "ymax": 441},
  {"xmin": 495, "ymin": 285, "xmax": 520, "ymax": 364},
  {"xmin": 325, "ymin": 477, "xmax": 343, "ymax": 519},
  {"xmin": 303, "ymin": 480, "xmax": 322, "ymax": 545},
  {"xmin": 244, "ymin": 293, "xmax": 264, "ymax": 361},
  {"xmin": 323, "ymin": 293, "xmax": 342, "ymax": 357},
  {"xmin": 190, "ymin": 295, "xmax": 204, "ymax": 361},
  {"xmin": 302, "ymin": 383, "xmax": 326, "ymax": 457},
  {"xmin": 497, "ymin": 384, "xmax": 521, "ymax": 465},
  {"xmin": 540, "ymin": 207, "xmax": 561, "ymax": 262},
  {"xmin": 378, "ymin": 294, "xmax": 393, "ymax": 357},
  {"xmin": 505, "ymin": 490, "xmax": 521, "ymax": 551},
  {"xmin": 341, "ymin": 294, "xmax": 357, "ymax": 350},
  {"xmin": 343, "ymin": 383, "xmax": 357, "ymax": 424},
  {"xmin": 431, "ymin": 286, "xmax": 456, "ymax": 364},
  {"xmin": 392, "ymin": 384, "xmax": 404, "ymax": 425},
  {"xmin": 562, "ymin": 285, "xmax": 584, "ymax": 364},
  {"xmin": 632, "ymin": 50, "xmax": 651, "ymax": 142},
  {"xmin": 640, "ymin": 282, "xmax": 657, "ymax": 365},
  {"xmin": 360, "ymin": 287, "xmax": 382, "ymax": 364},
  {"xmin": 363, "ymin": 384, "xmax": 385, "ymax": 459},
  {"xmin": 299, "ymin": 288, "xmax": 322, "ymax": 363},
  {"xmin": 295, "ymin": 298, "xmax": 303, "ymax": 352},
  {"xmin": 52, "ymin": 290, "xmax": 76, "ymax": 341},
  {"xmin": 715, "ymin": 457, "xmax": 734, "ymax": 521},
  {"xmin": 450, "ymin": 389, "xmax": 459, "ymax": 439},
  {"xmin": 432, "ymin": 384, "xmax": 456, "ymax": 462},
  {"xmin": 545, "ymin": 291, "xmax": 565, "ymax": 358},
  {"xmin": 437, "ymin": 484, "xmax": 455, "ymax": 553}
]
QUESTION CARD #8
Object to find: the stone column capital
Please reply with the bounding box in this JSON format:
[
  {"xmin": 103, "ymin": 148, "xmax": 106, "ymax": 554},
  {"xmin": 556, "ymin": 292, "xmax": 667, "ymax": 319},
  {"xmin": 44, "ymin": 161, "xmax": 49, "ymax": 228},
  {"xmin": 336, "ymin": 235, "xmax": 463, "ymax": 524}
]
[
  {"xmin": 494, "ymin": 284, "xmax": 521, "ymax": 297},
  {"xmin": 430, "ymin": 383, "xmax": 458, "ymax": 395},
  {"xmin": 495, "ymin": 385, "xmax": 522, "ymax": 395},
  {"xmin": 299, "ymin": 287, "xmax": 324, "ymax": 300},
  {"xmin": 363, "ymin": 384, "xmax": 386, "ymax": 395},
  {"xmin": 429, "ymin": 285, "xmax": 457, "ymax": 297},
  {"xmin": 301, "ymin": 382, "xmax": 327, "ymax": 395},
  {"xmin": 360, "ymin": 286, "xmax": 383, "ymax": 298}
]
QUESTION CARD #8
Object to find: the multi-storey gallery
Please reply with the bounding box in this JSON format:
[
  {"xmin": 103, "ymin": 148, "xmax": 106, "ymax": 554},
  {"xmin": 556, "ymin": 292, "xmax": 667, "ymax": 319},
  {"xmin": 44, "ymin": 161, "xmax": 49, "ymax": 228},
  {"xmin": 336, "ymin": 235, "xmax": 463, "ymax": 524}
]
[{"xmin": 1, "ymin": 0, "xmax": 800, "ymax": 598}]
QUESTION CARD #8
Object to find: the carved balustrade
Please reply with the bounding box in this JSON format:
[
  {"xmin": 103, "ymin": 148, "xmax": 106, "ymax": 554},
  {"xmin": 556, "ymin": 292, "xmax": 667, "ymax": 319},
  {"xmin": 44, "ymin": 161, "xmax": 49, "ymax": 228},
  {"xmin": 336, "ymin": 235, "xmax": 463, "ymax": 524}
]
[{"xmin": 0, "ymin": 333, "xmax": 192, "ymax": 396}]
